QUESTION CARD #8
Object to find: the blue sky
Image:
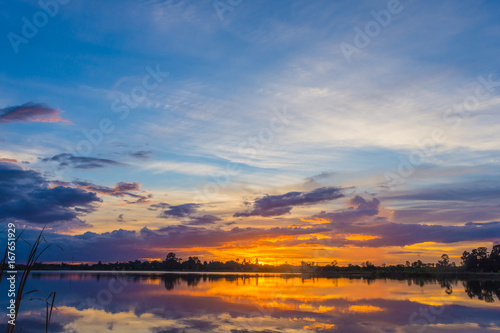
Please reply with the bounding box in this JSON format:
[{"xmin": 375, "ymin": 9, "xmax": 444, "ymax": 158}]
[{"xmin": 1, "ymin": 0, "xmax": 500, "ymax": 264}]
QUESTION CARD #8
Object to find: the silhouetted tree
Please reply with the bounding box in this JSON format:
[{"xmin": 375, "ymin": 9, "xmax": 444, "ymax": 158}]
[
  {"xmin": 164, "ymin": 252, "xmax": 181, "ymax": 270},
  {"xmin": 461, "ymin": 245, "xmax": 500, "ymax": 272},
  {"xmin": 437, "ymin": 254, "xmax": 450, "ymax": 268}
]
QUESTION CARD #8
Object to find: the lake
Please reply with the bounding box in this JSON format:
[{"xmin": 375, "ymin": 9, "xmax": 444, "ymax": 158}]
[{"xmin": 3, "ymin": 272, "xmax": 500, "ymax": 332}]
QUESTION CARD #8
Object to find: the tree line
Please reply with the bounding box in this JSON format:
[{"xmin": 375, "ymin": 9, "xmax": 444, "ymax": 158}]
[
  {"xmin": 12, "ymin": 245, "xmax": 500, "ymax": 274},
  {"xmin": 461, "ymin": 245, "xmax": 500, "ymax": 272}
]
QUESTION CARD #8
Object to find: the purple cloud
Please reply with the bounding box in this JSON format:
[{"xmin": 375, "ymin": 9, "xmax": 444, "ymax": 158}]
[
  {"xmin": 186, "ymin": 215, "xmax": 222, "ymax": 225},
  {"xmin": 0, "ymin": 102, "xmax": 71, "ymax": 124},
  {"xmin": 42, "ymin": 153, "xmax": 124, "ymax": 169},
  {"xmin": 313, "ymin": 196, "xmax": 380, "ymax": 225},
  {"xmin": 159, "ymin": 203, "xmax": 201, "ymax": 218},
  {"xmin": 0, "ymin": 162, "xmax": 101, "ymax": 225},
  {"xmin": 234, "ymin": 187, "xmax": 346, "ymax": 217}
]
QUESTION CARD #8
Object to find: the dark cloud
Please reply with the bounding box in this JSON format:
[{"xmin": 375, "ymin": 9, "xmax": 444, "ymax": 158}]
[
  {"xmin": 42, "ymin": 153, "xmax": 124, "ymax": 169},
  {"xmin": 125, "ymin": 196, "xmax": 152, "ymax": 204},
  {"xmin": 148, "ymin": 202, "xmax": 170, "ymax": 211},
  {"xmin": 159, "ymin": 203, "xmax": 200, "ymax": 218},
  {"xmin": 381, "ymin": 181, "xmax": 500, "ymax": 224},
  {"xmin": 26, "ymin": 224, "xmax": 325, "ymax": 262},
  {"xmin": 52, "ymin": 180, "xmax": 152, "ymax": 204},
  {"xmin": 154, "ymin": 203, "xmax": 220, "ymax": 226},
  {"xmin": 393, "ymin": 205, "xmax": 500, "ymax": 225},
  {"xmin": 14, "ymin": 219, "xmax": 500, "ymax": 262},
  {"xmin": 0, "ymin": 162, "xmax": 101, "ymax": 225},
  {"xmin": 117, "ymin": 214, "xmax": 125, "ymax": 222},
  {"xmin": 313, "ymin": 196, "xmax": 380, "ymax": 225},
  {"xmin": 0, "ymin": 102, "xmax": 70, "ymax": 124},
  {"xmin": 72, "ymin": 180, "xmax": 140, "ymax": 194},
  {"xmin": 234, "ymin": 187, "xmax": 345, "ymax": 217},
  {"xmin": 186, "ymin": 215, "xmax": 221, "ymax": 226},
  {"xmin": 343, "ymin": 221, "xmax": 500, "ymax": 248}
]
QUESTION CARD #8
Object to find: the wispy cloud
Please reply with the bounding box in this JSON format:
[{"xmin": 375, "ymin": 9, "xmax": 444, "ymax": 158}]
[
  {"xmin": 128, "ymin": 150, "xmax": 153, "ymax": 159},
  {"xmin": 142, "ymin": 161, "xmax": 222, "ymax": 175},
  {"xmin": 53, "ymin": 180, "xmax": 153, "ymax": 204},
  {"xmin": 42, "ymin": 153, "xmax": 124, "ymax": 169}
]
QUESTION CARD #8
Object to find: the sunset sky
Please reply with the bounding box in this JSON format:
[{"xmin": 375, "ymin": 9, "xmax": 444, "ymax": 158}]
[{"xmin": 2, "ymin": 0, "xmax": 500, "ymax": 265}]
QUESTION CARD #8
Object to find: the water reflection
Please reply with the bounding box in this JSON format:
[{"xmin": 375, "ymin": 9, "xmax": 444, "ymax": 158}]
[
  {"xmin": 464, "ymin": 280, "xmax": 500, "ymax": 303},
  {"xmin": 2, "ymin": 272, "xmax": 500, "ymax": 332}
]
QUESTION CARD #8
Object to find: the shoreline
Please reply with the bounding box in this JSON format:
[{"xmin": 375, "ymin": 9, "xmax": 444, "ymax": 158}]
[{"xmin": 25, "ymin": 269, "xmax": 500, "ymax": 279}]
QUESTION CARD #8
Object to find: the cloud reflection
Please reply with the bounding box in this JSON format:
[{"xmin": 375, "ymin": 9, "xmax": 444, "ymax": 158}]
[{"xmin": 5, "ymin": 273, "xmax": 499, "ymax": 333}]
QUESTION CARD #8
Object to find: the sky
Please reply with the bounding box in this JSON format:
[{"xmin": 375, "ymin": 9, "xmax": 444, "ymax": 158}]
[{"xmin": 1, "ymin": 0, "xmax": 500, "ymax": 265}]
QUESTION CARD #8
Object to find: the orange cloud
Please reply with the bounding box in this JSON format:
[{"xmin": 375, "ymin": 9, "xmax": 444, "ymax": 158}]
[{"xmin": 348, "ymin": 305, "xmax": 384, "ymax": 313}]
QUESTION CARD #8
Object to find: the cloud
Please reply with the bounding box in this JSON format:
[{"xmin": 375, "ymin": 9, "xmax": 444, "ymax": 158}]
[
  {"xmin": 340, "ymin": 221, "xmax": 500, "ymax": 248},
  {"xmin": 128, "ymin": 150, "xmax": 153, "ymax": 159},
  {"xmin": 29, "ymin": 224, "xmax": 327, "ymax": 262},
  {"xmin": 0, "ymin": 162, "xmax": 101, "ymax": 225},
  {"xmin": 72, "ymin": 180, "xmax": 152, "ymax": 204},
  {"xmin": 42, "ymin": 153, "xmax": 124, "ymax": 169},
  {"xmin": 304, "ymin": 172, "xmax": 336, "ymax": 188},
  {"xmin": 302, "ymin": 196, "xmax": 500, "ymax": 248},
  {"xmin": 186, "ymin": 215, "xmax": 221, "ymax": 226},
  {"xmin": 71, "ymin": 180, "xmax": 140, "ymax": 194},
  {"xmin": 234, "ymin": 187, "xmax": 345, "ymax": 217},
  {"xmin": 148, "ymin": 202, "xmax": 170, "ymax": 211},
  {"xmin": 0, "ymin": 102, "xmax": 71, "ymax": 124},
  {"xmin": 382, "ymin": 181, "xmax": 500, "ymax": 202},
  {"xmin": 159, "ymin": 203, "xmax": 201, "ymax": 218},
  {"xmin": 117, "ymin": 214, "xmax": 125, "ymax": 222},
  {"xmin": 0, "ymin": 158, "xmax": 18, "ymax": 163},
  {"xmin": 51, "ymin": 180, "xmax": 152, "ymax": 204},
  {"xmin": 143, "ymin": 161, "xmax": 222, "ymax": 176},
  {"xmin": 313, "ymin": 196, "xmax": 380, "ymax": 225},
  {"xmin": 17, "ymin": 219, "xmax": 500, "ymax": 262},
  {"xmin": 152, "ymin": 203, "xmax": 220, "ymax": 225},
  {"xmin": 388, "ymin": 251, "xmax": 423, "ymax": 255}
]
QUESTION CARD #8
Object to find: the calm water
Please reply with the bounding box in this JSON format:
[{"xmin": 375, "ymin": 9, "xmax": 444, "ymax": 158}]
[{"xmin": 2, "ymin": 272, "xmax": 500, "ymax": 332}]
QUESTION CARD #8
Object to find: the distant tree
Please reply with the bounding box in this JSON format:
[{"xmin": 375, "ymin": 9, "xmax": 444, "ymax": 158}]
[
  {"xmin": 412, "ymin": 260, "xmax": 424, "ymax": 268},
  {"xmin": 164, "ymin": 252, "xmax": 181, "ymax": 270},
  {"xmin": 491, "ymin": 245, "xmax": 500, "ymax": 272},
  {"xmin": 437, "ymin": 254, "xmax": 450, "ymax": 268}
]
